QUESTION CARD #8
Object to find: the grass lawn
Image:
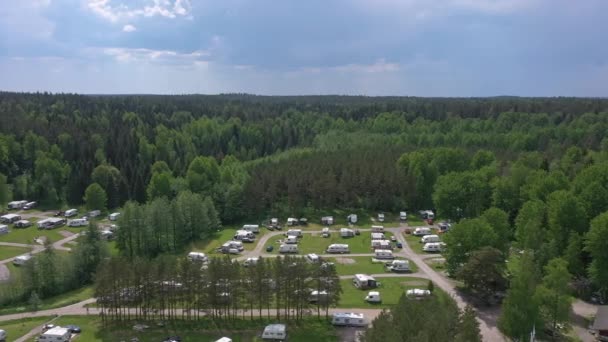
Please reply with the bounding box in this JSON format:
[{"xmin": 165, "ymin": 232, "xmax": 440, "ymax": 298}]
[
  {"xmin": 0, "ymin": 286, "xmax": 94, "ymax": 316},
  {"xmin": 266, "ymin": 231, "xmax": 390, "ymax": 255},
  {"xmin": 48, "ymin": 315, "xmax": 338, "ymax": 342},
  {"xmin": 0, "ymin": 316, "xmax": 54, "ymax": 341},
  {"xmin": 0, "ymin": 245, "xmax": 33, "ymax": 260},
  {"xmin": 425, "ymin": 257, "xmax": 446, "ymax": 272},
  {"xmin": 106, "ymin": 240, "xmax": 120, "ymax": 257},
  {"xmin": 0, "ymin": 226, "xmax": 66, "ymax": 245},
  {"xmin": 338, "ymin": 276, "xmax": 431, "ymax": 308},
  {"xmin": 330, "ymin": 256, "xmax": 418, "ymax": 276},
  {"xmin": 190, "ymin": 228, "xmax": 268, "ymax": 255}
]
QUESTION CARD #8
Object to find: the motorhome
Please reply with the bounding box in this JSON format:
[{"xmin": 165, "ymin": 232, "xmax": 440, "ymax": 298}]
[
  {"xmin": 88, "ymin": 210, "xmax": 101, "ymax": 217},
  {"xmin": 37, "ymin": 218, "xmax": 66, "ymax": 229},
  {"xmin": 352, "ymin": 274, "xmax": 377, "ymax": 289},
  {"xmin": 243, "ymin": 257, "xmax": 259, "ymax": 267},
  {"xmin": 108, "ymin": 212, "xmax": 121, "ymax": 221},
  {"xmin": 64, "ymin": 208, "xmax": 78, "ymax": 217},
  {"xmin": 68, "ymin": 218, "xmax": 88, "ymax": 227},
  {"xmin": 331, "ymin": 312, "xmax": 367, "ymax": 327},
  {"xmin": 285, "ymin": 229, "xmax": 302, "ymax": 237},
  {"xmin": 0, "ymin": 225, "xmax": 8, "ymax": 235},
  {"xmin": 38, "ymin": 327, "xmax": 71, "ymax": 342},
  {"xmin": 371, "ymin": 225, "xmax": 384, "ymax": 233},
  {"xmin": 407, "ymin": 288, "xmax": 432, "ymax": 298},
  {"xmin": 377, "ymin": 213, "xmax": 385, "ymax": 222},
  {"xmin": 7, "ymin": 200, "xmax": 27, "ymax": 210},
  {"xmin": 262, "ymin": 324, "xmax": 287, "ymax": 340},
  {"xmin": 340, "ymin": 228, "xmax": 355, "ymax": 238},
  {"xmin": 305, "ymin": 253, "xmax": 320, "ymax": 263},
  {"xmin": 242, "ymin": 224, "xmax": 260, "ymax": 233},
  {"xmin": 400, "ymin": 211, "xmax": 408, "ymax": 221},
  {"xmin": 187, "ymin": 252, "xmax": 208, "ymax": 262},
  {"xmin": 347, "ymin": 214, "xmax": 358, "ymax": 224},
  {"xmin": 221, "ymin": 241, "xmax": 244, "ymax": 253},
  {"xmin": 423, "ymin": 242, "xmax": 443, "ymax": 253},
  {"xmin": 286, "ymin": 217, "xmax": 298, "ymax": 226},
  {"xmin": 321, "ymin": 227, "xmax": 330, "ymax": 237},
  {"xmin": 14, "ymin": 220, "xmax": 31, "ymax": 228},
  {"xmin": 421, "ymin": 234, "xmax": 440, "ymax": 244},
  {"xmin": 413, "ymin": 227, "xmax": 432, "ymax": 236},
  {"xmin": 285, "ymin": 235, "xmax": 298, "ymax": 244},
  {"xmin": 374, "ymin": 249, "xmax": 394, "ymax": 260},
  {"xmin": 279, "ymin": 244, "xmax": 298, "ymax": 254},
  {"xmin": 371, "ymin": 239, "xmax": 392, "ymax": 250},
  {"xmin": 321, "ymin": 216, "xmax": 334, "ymax": 225},
  {"xmin": 234, "ymin": 230, "xmax": 255, "ymax": 241},
  {"xmin": 0, "ymin": 214, "xmax": 21, "ymax": 224},
  {"xmin": 326, "ymin": 244, "xmax": 350, "ymax": 254},
  {"xmin": 371, "ymin": 232, "xmax": 385, "ymax": 240},
  {"xmin": 365, "ymin": 291, "xmax": 382, "ymax": 303},
  {"xmin": 13, "ymin": 254, "xmax": 33, "ymax": 266},
  {"xmin": 386, "ymin": 260, "xmax": 410, "ymax": 273}
]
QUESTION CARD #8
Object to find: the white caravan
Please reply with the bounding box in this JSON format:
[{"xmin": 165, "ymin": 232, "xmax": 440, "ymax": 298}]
[
  {"xmin": 0, "ymin": 225, "xmax": 8, "ymax": 235},
  {"xmin": 187, "ymin": 252, "xmax": 208, "ymax": 262},
  {"xmin": 285, "ymin": 236, "xmax": 298, "ymax": 244},
  {"xmin": 374, "ymin": 249, "xmax": 394, "ymax": 260},
  {"xmin": 64, "ymin": 209, "xmax": 78, "ymax": 217},
  {"xmin": 0, "ymin": 214, "xmax": 21, "ymax": 224},
  {"xmin": 371, "ymin": 232, "xmax": 385, "ymax": 240},
  {"xmin": 7, "ymin": 200, "xmax": 27, "ymax": 210},
  {"xmin": 243, "ymin": 257, "xmax": 260, "ymax": 267},
  {"xmin": 68, "ymin": 218, "xmax": 88, "ymax": 227},
  {"xmin": 331, "ymin": 312, "xmax": 367, "ymax": 327},
  {"xmin": 352, "ymin": 274, "xmax": 377, "ymax": 289},
  {"xmin": 365, "ymin": 291, "xmax": 382, "ymax": 303},
  {"xmin": 305, "ymin": 253, "xmax": 320, "ymax": 263},
  {"xmin": 262, "ymin": 324, "xmax": 287, "ymax": 340},
  {"xmin": 321, "ymin": 216, "xmax": 334, "ymax": 225},
  {"xmin": 326, "ymin": 244, "xmax": 350, "ymax": 254},
  {"xmin": 215, "ymin": 338, "xmax": 233, "ymax": 342},
  {"xmin": 109, "ymin": 212, "xmax": 121, "ymax": 221},
  {"xmin": 285, "ymin": 229, "xmax": 302, "ymax": 237},
  {"xmin": 322, "ymin": 227, "xmax": 330, "ymax": 238},
  {"xmin": 377, "ymin": 213, "xmax": 385, "ymax": 222},
  {"xmin": 371, "ymin": 239, "xmax": 392, "ymax": 250},
  {"xmin": 413, "ymin": 227, "xmax": 432, "ymax": 236},
  {"xmin": 421, "ymin": 234, "xmax": 440, "ymax": 244},
  {"xmin": 340, "ymin": 228, "xmax": 355, "ymax": 238},
  {"xmin": 407, "ymin": 288, "xmax": 432, "ymax": 298},
  {"xmin": 242, "ymin": 224, "xmax": 260, "ymax": 233},
  {"xmin": 386, "ymin": 260, "xmax": 410, "ymax": 273},
  {"xmin": 38, "ymin": 327, "xmax": 71, "ymax": 342},
  {"xmin": 13, "ymin": 254, "xmax": 33, "ymax": 266},
  {"xmin": 400, "ymin": 211, "xmax": 408, "ymax": 221},
  {"xmin": 371, "ymin": 225, "xmax": 384, "ymax": 233},
  {"xmin": 423, "ymin": 242, "xmax": 443, "ymax": 253},
  {"xmin": 279, "ymin": 244, "xmax": 298, "ymax": 254}
]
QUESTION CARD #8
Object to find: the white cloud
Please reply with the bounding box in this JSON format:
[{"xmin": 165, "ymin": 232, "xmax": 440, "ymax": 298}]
[
  {"xmin": 101, "ymin": 47, "xmax": 209, "ymax": 65},
  {"xmin": 122, "ymin": 24, "xmax": 136, "ymax": 32},
  {"xmin": 333, "ymin": 59, "xmax": 400, "ymax": 73},
  {"xmin": 87, "ymin": 0, "xmax": 192, "ymax": 22}
]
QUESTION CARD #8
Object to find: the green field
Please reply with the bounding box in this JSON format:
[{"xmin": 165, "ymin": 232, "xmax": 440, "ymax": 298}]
[
  {"xmin": 338, "ymin": 276, "xmax": 431, "ymax": 308},
  {"xmin": 0, "ymin": 245, "xmax": 33, "ymax": 261},
  {"xmin": 0, "ymin": 226, "xmax": 67, "ymax": 245},
  {"xmin": 190, "ymin": 228, "xmax": 268, "ymax": 254},
  {"xmin": 0, "ymin": 316, "xmax": 54, "ymax": 341},
  {"xmin": 47, "ymin": 316, "xmax": 337, "ymax": 342},
  {"xmin": 266, "ymin": 231, "xmax": 395, "ymax": 254},
  {"xmin": 330, "ymin": 256, "xmax": 418, "ymax": 276}
]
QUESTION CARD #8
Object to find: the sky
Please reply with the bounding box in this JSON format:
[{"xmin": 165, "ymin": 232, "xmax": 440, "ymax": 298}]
[{"xmin": 0, "ymin": 0, "xmax": 607, "ymax": 96}]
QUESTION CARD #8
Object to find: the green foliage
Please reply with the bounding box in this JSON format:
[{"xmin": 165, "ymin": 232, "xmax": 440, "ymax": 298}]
[
  {"xmin": 443, "ymin": 218, "xmax": 498, "ymax": 275},
  {"xmin": 515, "ymin": 200, "xmax": 546, "ymax": 250},
  {"xmin": 535, "ymin": 258, "xmax": 572, "ymax": 334},
  {"xmin": 454, "ymin": 306, "xmax": 482, "ymax": 342},
  {"xmin": 186, "ymin": 156, "xmax": 220, "ymax": 196},
  {"xmin": 0, "ymin": 172, "xmax": 9, "ymax": 207},
  {"xmin": 28, "ymin": 291, "xmax": 41, "ymax": 312},
  {"xmin": 585, "ymin": 212, "xmax": 608, "ymax": 298},
  {"xmin": 481, "ymin": 207, "xmax": 511, "ymax": 253},
  {"xmin": 84, "ymin": 182, "xmax": 107, "ymax": 211},
  {"xmin": 546, "ymin": 190, "xmax": 588, "ymax": 252},
  {"xmin": 456, "ymin": 247, "xmax": 506, "ymax": 304},
  {"xmin": 433, "ymin": 169, "xmax": 493, "ymax": 219}
]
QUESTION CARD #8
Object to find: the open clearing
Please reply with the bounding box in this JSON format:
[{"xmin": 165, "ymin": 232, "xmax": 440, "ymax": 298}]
[
  {"xmin": 266, "ymin": 231, "xmax": 395, "ymax": 255},
  {"xmin": 338, "ymin": 276, "xmax": 431, "ymax": 308},
  {"xmin": 0, "ymin": 245, "xmax": 33, "ymax": 261},
  {"xmin": 329, "ymin": 256, "xmax": 418, "ymax": 275}
]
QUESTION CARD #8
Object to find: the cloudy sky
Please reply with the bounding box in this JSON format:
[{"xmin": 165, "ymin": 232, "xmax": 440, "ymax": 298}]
[{"xmin": 1, "ymin": 0, "xmax": 607, "ymax": 96}]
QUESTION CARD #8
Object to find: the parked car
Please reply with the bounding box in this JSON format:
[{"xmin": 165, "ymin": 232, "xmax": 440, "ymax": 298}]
[
  {"xmin": 390, "ymin": 236, "xmax": 396, "ymax": 242},
  {"xmin": 396, "ymin": 242, "xmax": 403, "ymax": 248},
  {"xmin": 266, "ymin": 245, "xmax": 274, "ymax": 252},
  {"xmin": 65, "ymin": 325, "xmax": 82, "ymax": 333}
]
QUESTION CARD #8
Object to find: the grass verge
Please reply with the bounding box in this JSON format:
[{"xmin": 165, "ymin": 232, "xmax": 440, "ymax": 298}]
[{"xmin": 338, "ymin": 276, "xmax": 432, "ymax": 308}]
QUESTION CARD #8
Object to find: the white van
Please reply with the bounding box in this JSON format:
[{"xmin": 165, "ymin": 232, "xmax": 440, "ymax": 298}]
[
  {"xmin": 64, "ymin": 209, "xmax": 78, "ymax": 217},
  {"xmin": 386, "ymin": 260, "xmax": 410, "ymax": 273},
  {"xmin": 242, "ymin": 224, "xmax": 260, "ymax": 233},
  {"xmin": 322, "ymin": 227, "xmax": 330, "ymax": 238},
  {"xmin": 421, "ymin": 234, "xmax": 440, "ymax": 244},
  {"xmin": 365, "ymin": 291, "xmax": 382, "ymax": 303},
  {"xmin": 326, "ymin": 244, "xmax": 350, "ymax": 254},
  {"xmin": 413, "ymin": 227, "xmax": 432, "ymax": 236},
  {"xmin": 68, "ymin": 218, "xmax": 88, "ymax": 227},
  {"xmin": 423, "ymin": 242, "xmax": 443, "ymax": 253},
  {"xmin": 279, "ymin": 244, "xmax": 298, "ymax": 254},
  {"xmin": 374, "ymin": 249, "xmax": 394, "ymax": 260},
  {"xmin": 187, "ymin": 252, "xmax": 208, "ymax": 262},
  {"xmin": 371, "ymin": 225, "xmax": 384, "ymax": 233},
  {"xmin": 285, "ymin": 229, "xmax": 302, "ymax": 237},
  {"xmin": 400, "ymin": 211, "xmax": 407, "ymax": 221},
  {"xmin": 108, "ymin": 212, "xmax": 121, "ymax": 221},
  {"xmin": 331, "ymin": 312, "xmax": 367, "ymax": 327},
  {"xmin": 285, "ymin": 236, "xmax": 298, "ymax": 244}
]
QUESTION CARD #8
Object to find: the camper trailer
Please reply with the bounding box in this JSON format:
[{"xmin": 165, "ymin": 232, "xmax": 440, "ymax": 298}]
[
  {"xmin": 377, "ymin": 213, "xmax": 385, "ymax": 222},
  {"xmin": 1, "ymin": 214, "xmax": 21, "ymax": 224},
  {"xmin": 108, "ymin": 212, "xmax": 121, "ymax": 221},
  {"xmin": 0, "ymin": 225, "xmax": 8, "ymax": 235},
  {"xmin": 309, "ymin": 290, "xmax": 329, "ymax": 303},
  {"xmin": 419, "ymin": 210, "xmax": 435, "ymax": 220},
  {"xmin": 285, "ymin": 229, "xmax": 302, "ymax": 237},
  {"xmin": 234, "ymin": 230, "xmax": 255, "ymax": 241},
  {"xmin": 100, "ymin": 230, "xmax": 114, "ymax": 240},
  {"xmin": 371, "ymin": 225, "xmax": 384, "ymax": 233},
  {"xmin": 243, "ymin": 257, "xmax": 259, "ymax": 267},
  {"xmin": 88, "ymin": 210, "xmax": 101, "ymax": 218},
  {"xmin": 215, "ymin": 338, "xmax": 233, "ymax": 342},
  {"xmin": 331, "ymin": 312, "xmax": 367, "ymax": 327},
  {"xmin": 262, "ymin": 324, "xmax": 287, "ymax": 340},
  {"xmin": 421, "ymin": 234, "xmax": 440, "ymax": 244},
  {"xmin": 221, "ymin": 241, "xmax": 244, "ymax": 253},
  {"xmin": 353, "ymin": 274, "xmax": 377, "ymax": 289},
  {"xmin": 371, "ymin": 232, "xmax": 385, "ymax": 240},
  {"xmin": 242, "ymin": 224, "xmax": 260, "ymax": 233},
  {"xmin": 321, "ymin": 216, "xmax": 334, "ymax": 225},
  {"xmin": 374, "ymin": 249, "xmax": 394, "ymax": 260},
  {"xmin": 321, "ymin": 227, "xmax": 330, "ymax": 238},
  {"xmin": 187, "ymin": 252, "xmax": 208, "ymax": 262},
  {"xmin": 386, "ymin": 260, "xmax": 410, "ymax": 273},
  {"xmin": 439, "ymin": 222, "xmax": 452, "ymax": 232},
  {"xmin": 326, "ymin": 244, "xmax": 350, "ymax": 254},
  {"xmin": 407, "ymin": 288, "xmax": 432, "ymax": 298},
  {"xmin": 347, "ymin": 214, "xmax": 358, "ymax": 224},
  {"xmin": 413, "ymin": 227, "xmax": 432, "ymax": 236},
  {"xmin": 423, "ymin": 242, "xmax": 443, "ymax": 253},
  {"xmin": 37, "ymin": 218, "xmax": 66, "ymax": 230},
  {"xmin": 14, "ymin": 220, "xmax": 31, "ymax": 228},
  {"xmin": 38, "ymin": 326, "xmax": 71, "ymax": 342},
  {"xmin": 22, "ymin": 201, "xmax": 37, "ymax": 210},
  {"xmin": 64, "ymin": 209, "xmax": 78, "ymax": 217},
  {"xmin": 400, "ymin": 211, "xmax": 408, "ymax": 221},
  {"xmin": 371, "ymin": 239, "xmax": 392, "ymax": 250},
  {"xmin": 365, "ymin": 291, "xmax": 382, "ymax": 303},
  {"xmin": 13, "ymin": 254, "xmax": 32, "ymax": 266},
  {"xmin": 340, "ymin": 228, "xmax": 355, "ymax": 238},
  {"xmin": 279, "ymin": 244, "xmax": 298, "ymax": 254},
  {"xmin": 305, "ymin": 253, "xmax": 320, "ymax": 263},
  {"xmin": 285, "ymin": 236, "xmax": 298, "ymax": 244},
  {"xmin": 68, "ymin": 218, "xmax": 88, "ymax": 227},
  {"xmin": 286, "ymin": 217, "xmax": 298, "ymax": 226},
  {"xmin": 7, "ymin": 200, "xmax": 27, "ymax": 210}
]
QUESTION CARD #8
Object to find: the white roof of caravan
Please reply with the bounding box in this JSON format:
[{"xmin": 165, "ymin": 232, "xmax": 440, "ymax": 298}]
[
  {"xmin": 8, "ymin": 200, "xmax": 27, "ymax": 204},
  {"xmin": 110, "ymin": 212, "xmax": 120, "ymax": 215},
  {"xmin": 340, "ymin": 227, "xmax": 353, "ymax": 232},
  {"xmin": 215, "ymin": 338, "xmax": 233, "ymax": 342},
  {"xmin": 1, "ymin": 213, "xmax": 20, "ymax": 219},
  {"xmin": 235, "ymin": 230, "xmax": 251, "ymax": 235},
  {"xmin": 263, "ymin": 324, "xmax": 286, "ymax": 334},
  {"xmin": 333, "ymin": 312, "xmax": 364, "ymax": 319},
  {"xmin": 375, "ymin": 249, "xmax": 393, "ymax": 253},
  {"xmin": 328, "ymin": 243, "xmax": 349, "ymax": 248},
  {"xmin": 354, "ymin": 274, "xmax": 375, "ymax": 281},
  {"xmin": 15, "ymin": 255, "xmax": 32, "ymax": 260},
  {"xmin": 188, "ymin": 252, "xmax": 206, "ymax": 256},
  {"xmin": 424, "ymin": 242, "xmax": 442, "ymax": 247},
  {"xmin": 0, "ymin": 224, "xmax": 8, "ymax": 229},
  {"xmin": 15, "ymin": 220, "xmax": 30, "ymax": 224},
  {"xmin": 392, "ymin": 260, "xmax": 409, "ymax": 265},
  {"xmin": 43, "ymin": 327, "xmax": 70, "ymax": 336},
  {"xmin": 287, "ymin": 217, "xmax": 297, "ymax": 221},
  {"xmin": 371, "ymin": 232, "xmax": 384, "ymax": 238},
  {"xmin": 367, "ymin": 291, "xmax": 380, "ymax": 296}
]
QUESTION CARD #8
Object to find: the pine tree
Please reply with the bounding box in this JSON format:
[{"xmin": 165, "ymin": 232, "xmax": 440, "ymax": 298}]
[{"xmin": 454, "ymin": 306, "xmax": 482, "ymax": 342}]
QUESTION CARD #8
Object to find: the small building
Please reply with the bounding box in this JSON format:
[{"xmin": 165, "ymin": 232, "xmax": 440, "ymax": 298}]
[
  {"xmin": 262, "ymin": 324, "xmax": 287, "ymax": 340},
  {"xmin": 7, "ymin": 200, "xmax": 28, "ymax": 210},
  {"xmin": 591, "ymin": 305, "xmax": 608, "ymax": 341},
  {"xmin": 39, "ymin": 326, "xmax": 71, "ymax": 342},
  {"xmin": 331, "ymin": 312, "xmax": 367, "ymax": 327},
  {"xmin": 321, "ymin": 216, "xmax": 334, "ymax": 225},
  {"xmin": 352, "ymin": 274, "xmax": 377, "ymax": 289},
  {"xmin": 0, "ymin": 224, "xmax": 8, "ymax": 235},
  {"xmin": 0, "ymin": 213, "xmax": 21, "ymax": 224},
  {"xmin": 108, "ymin": 212, "xmax": 121, "ymax": 221},
  {"xmin": 399, "ymin": 211, "xmax": 407, "ymax": 221}
]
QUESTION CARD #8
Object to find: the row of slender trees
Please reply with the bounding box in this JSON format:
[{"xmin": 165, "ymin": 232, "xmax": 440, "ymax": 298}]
[{"xmin": 95, "ymin": 255, "xmax": 342, "ymax": 323}]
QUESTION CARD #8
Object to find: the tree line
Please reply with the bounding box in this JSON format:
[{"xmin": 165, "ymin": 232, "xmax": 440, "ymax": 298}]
[{"xmin": 94, "ymin": 255, "xmax": 342, "ymax": 323}]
